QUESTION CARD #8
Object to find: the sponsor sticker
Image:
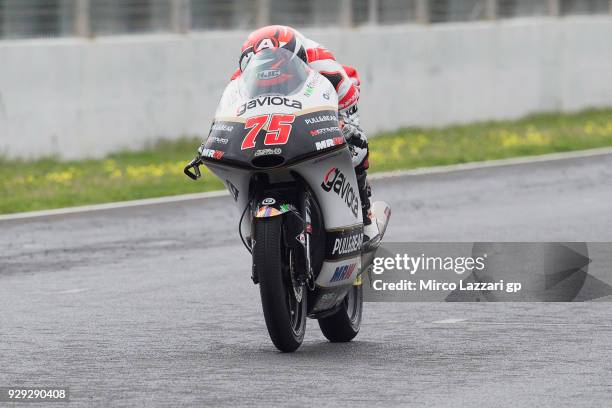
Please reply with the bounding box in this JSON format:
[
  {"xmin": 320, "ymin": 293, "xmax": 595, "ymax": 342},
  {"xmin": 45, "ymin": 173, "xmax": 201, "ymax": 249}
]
[
  {"xmin": 254, "ymin": 147, "xmax": 282, "ymax": 157},
  {"xmin": 320, "ymin": 167, "xmax": 360, "ymax": 219},
  {"xmin": 310, "ymin": 126, "xmax": 341, "ymax": 136},
  {"xmin": 200, "ymin": 148, "xmax": 224, "ymax": 160},
  {"xmin": 237, "ymin": 96, "xmax": 302, "ymax": 116},
  {"xmin": 257, "ymin": 69, "xmax": 281, "ymax": 80},
  {"xmin": 325, "ymin": 227, "xmax": 364, "ymax": 259},
  {"xmin": 315, "ymin": 137, "xmax": 345, "ymax": 151},
  {"xmin": 255, "ymin": 38, "xmax": 277, "ymax": 52},
  {"xmin": 332, "ymin": 233, "xmax": 363, "ymax": 256},
  {"xmin": 304, "ymin": 114, "xmax": 336, "ymax": 125},
  {"xmin": 329, "ymin": 263, "xmax": 357, "ymax": 283},
  {"xmin": 256, "ymin": 207, "xmax": 281, "ymax": 217},
  {"xmin": 303, "ymin": 77, "xmax": 319, "ymax": 97},
  {"xmin": 211, "ymin": 123, "xmax": 234, "ymax": 133},
  {"xmin": 205, "ymin": 136, "xmax": 229, "ymax": 148},
  {"xmin": 279, "ymin": 203, "xmax": 295, "ymax": 212}
]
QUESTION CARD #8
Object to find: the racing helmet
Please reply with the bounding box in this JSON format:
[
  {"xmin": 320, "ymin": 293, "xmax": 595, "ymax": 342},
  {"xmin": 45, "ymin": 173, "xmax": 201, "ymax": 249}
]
[{"xmin": 239, "ymin": 25, "xmax": 308, "ymax": 73}]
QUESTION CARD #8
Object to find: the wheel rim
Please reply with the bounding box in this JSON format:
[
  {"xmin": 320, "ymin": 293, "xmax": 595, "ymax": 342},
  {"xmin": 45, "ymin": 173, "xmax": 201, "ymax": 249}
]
[{"xmin": 287, "ymin": 284, "xmax": 306, "ymax": 336}]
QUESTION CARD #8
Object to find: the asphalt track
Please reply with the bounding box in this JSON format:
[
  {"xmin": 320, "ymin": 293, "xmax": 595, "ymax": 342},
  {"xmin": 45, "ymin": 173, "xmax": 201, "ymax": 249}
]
[{"xmin": 1, "ymin": 152, "xmax": 612, "ymax": 407}]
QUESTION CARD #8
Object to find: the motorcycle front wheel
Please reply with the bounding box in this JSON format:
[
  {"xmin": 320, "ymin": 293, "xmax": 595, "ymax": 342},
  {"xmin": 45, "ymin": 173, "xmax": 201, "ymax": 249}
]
[
  {"xmin": 254, "ymin": 216, "xmax": 307, "ymax": 352},
  {"xmin": 318, "ymin": 281, "xmax": 363, "ymax": 342}
]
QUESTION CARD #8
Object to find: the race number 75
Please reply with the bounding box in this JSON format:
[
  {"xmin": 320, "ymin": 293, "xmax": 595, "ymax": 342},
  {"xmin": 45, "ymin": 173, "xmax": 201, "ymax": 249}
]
[{"xmin": 241, "ymin": 114, "xmax": 295, "ymax": 150}]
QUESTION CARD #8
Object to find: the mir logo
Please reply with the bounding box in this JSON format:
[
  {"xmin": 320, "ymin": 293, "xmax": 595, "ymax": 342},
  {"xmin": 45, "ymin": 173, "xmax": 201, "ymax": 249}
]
[{"xmin": 329, "ymin": 263, "xmax": 357, "ymax": 283}]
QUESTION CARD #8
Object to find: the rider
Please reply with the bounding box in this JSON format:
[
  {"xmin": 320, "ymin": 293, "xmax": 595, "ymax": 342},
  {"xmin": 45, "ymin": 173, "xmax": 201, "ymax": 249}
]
[{"xmin": 231, "ymin": 25, "xmax": 378, "ymax": 243}]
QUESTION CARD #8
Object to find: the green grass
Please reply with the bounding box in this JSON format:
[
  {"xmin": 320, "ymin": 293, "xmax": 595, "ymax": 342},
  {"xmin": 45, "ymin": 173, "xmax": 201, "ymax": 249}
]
[
  {"xmin": 369, "ymin": 109, "xmax": 612, "ymax": 172},
  {"xmin": 1, "ymin": 108, "xmax": 612, "ymax": 214}
]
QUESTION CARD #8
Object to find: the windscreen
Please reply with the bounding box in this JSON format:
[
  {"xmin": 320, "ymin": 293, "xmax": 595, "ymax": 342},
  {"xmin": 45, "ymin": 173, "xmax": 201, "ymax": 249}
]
[{"xmin": 239, "ymin": 47, "xmax": 311, "ymax": 99}]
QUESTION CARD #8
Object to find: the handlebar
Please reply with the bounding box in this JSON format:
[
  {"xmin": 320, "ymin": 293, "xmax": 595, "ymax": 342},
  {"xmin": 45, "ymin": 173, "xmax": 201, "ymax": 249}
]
[{"xmin": 183, "ymin": 156, "xmax": 203, "ymax": 180}]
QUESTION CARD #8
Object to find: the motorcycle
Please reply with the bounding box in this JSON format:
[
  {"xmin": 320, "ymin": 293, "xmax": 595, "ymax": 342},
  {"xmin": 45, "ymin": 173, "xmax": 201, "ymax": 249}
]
[{"xmin": 184, "ymin": 48, "xmax": 391, "ymax": 352}]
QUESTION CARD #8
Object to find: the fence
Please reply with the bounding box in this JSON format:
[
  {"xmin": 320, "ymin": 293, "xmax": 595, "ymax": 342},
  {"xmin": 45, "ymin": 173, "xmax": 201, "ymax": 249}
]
[{"xmin": 1, "ymin": 0, "xmax": 611, "ymax": 39}]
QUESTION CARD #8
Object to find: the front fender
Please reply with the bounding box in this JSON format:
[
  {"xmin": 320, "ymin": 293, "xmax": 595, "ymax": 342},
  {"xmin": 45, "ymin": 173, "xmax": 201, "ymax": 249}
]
[{"xmin": 254, "ymin": 197, "xmax": 296, "ymax": 218}]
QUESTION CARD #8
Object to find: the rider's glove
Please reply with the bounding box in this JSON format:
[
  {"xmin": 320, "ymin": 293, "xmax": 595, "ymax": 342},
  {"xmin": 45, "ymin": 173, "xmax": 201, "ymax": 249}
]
[
  {"xmin": 342, "ymin": 122, "xmax": 366, "ymax": 148},
  {"xmin": 340, "ymin": 106, "xmax": 367, "ymax": 149}
]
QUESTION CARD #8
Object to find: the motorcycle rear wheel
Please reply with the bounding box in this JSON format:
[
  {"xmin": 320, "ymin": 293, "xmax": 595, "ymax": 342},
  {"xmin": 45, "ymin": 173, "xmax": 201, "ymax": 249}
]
[
  {"xmin": 318, "ymin": 282, "xmax": 363, "ymax": 342},
  {"xmin": 254, "ymin": 216, "xmax": 307, "ymax": 352}
]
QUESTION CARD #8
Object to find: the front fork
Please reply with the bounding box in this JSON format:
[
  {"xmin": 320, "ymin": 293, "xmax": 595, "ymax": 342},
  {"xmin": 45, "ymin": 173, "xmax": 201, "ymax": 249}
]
[
  {"xmin": 302, "ymin": 191, "xmax": 315, "ymax": 289},
  {"xmin": 283, "ymin": 188, "xmax": 314, "ymax": 289},
  {"xmin": 247, "ymin": 182, "xmax": 314, "ymax": 289}
]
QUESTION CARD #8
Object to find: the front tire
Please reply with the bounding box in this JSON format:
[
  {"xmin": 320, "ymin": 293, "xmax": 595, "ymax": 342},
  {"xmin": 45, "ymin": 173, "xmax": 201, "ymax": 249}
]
[
  {"xmin": 254, "ymin": 216, "xmax": 306, "ymax": 352},
  {"xmin": 318, "ymin": 282, "xmax": 363, "ymax": 342}
]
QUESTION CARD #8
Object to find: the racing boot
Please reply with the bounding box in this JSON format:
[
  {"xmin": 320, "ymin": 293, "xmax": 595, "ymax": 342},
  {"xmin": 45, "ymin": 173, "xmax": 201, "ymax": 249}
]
[
  {"xmin": 356, "ymin": 169, "xmax": 380, "ymax": 248},
  {"xmin": 340, "ymin": 105, "xmax": 380, "ymax": 247},
  {"xmin": 339, "ymin": 105, "xmax": 380, "ymax": 247}
]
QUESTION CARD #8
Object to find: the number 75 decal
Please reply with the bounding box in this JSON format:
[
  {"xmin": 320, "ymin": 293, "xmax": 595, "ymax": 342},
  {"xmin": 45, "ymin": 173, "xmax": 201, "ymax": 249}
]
[{"xmin": 241, "ymin": 114, "xmax": 295, "ymax": 150}]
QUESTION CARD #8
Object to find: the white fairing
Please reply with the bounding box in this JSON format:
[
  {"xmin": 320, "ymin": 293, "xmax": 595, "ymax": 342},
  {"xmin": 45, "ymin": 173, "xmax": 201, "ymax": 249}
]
[
  {"xmin": 205, "ymin": 67, "xmax": 362, "ymax": 289},
  {"xmin": 291, "ymin": 150, "xmax": 363, "ymax": 287}
]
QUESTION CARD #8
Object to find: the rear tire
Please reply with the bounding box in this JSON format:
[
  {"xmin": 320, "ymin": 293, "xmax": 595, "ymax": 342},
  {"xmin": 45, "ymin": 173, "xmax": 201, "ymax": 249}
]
[
  {"xmin": 254, "ymin": 216, "xmax": 306, "ymax": 352},
  {"xmin": 318, "ymin": 282, "xmax": 363, "ymax": 342}
]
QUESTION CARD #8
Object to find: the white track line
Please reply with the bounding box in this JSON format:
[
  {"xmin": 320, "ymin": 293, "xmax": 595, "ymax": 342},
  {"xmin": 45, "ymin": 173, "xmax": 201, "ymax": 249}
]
[
  {"xmin": 53, "ymin": 288, "xmax": 89, "ymax": 295},
  {"xmin": 369, "ymin": 146, "xmax": 612, "ymax": 180},
  {"xmin": 452, "ymin": 321, "xmax": 612, "ymax": 327},
  {"xmin": 432, "ymin": 318, "xmax": 468, "ymax": 324},
  {"xmin": 2, "ymin": 147, "xmax": 611, "ymax": 222},
  {"xmin": 0, "ymin": 190, "xmax": 230, "ymax": 221}
]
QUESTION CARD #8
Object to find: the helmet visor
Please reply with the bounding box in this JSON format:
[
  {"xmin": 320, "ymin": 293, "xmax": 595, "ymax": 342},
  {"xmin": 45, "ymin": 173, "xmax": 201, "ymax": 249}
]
[{"xmin": 239, "ymin": 48, "xmax": 311, "ymax": 99}]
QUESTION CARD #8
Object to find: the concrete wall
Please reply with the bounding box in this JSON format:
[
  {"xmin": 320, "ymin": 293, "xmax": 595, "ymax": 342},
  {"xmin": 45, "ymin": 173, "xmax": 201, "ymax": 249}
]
[{"xmin": 1, "ymin": 16, "xmax": 612, "ymax": 159}]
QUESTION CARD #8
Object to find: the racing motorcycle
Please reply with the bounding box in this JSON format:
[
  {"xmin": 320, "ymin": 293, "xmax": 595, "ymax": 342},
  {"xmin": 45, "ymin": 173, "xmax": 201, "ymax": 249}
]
[{"xmin": 184, "ymin": 48, "xmax": 390, "ymax": 352}]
